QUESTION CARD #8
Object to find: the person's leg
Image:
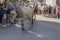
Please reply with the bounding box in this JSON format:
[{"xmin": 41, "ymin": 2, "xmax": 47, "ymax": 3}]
[
  {"xmin": 57, "ymin": 13, "xmax": 59, "ymax": 18},
  {"xmin": 2, "ymin": 19, "xmax": 7, "ymax": 27},
  {"xmin": 0, "ymin": 19, "xmax": 1, "ymax": 23},
  {"xmin": 41, "ymin": 10, "xmax": 44, "ymax": 15},
  {"xmin": 6, "ymin": 14, "xmax": 10, "ymax": 25},
  {"xmin": 2, "ymin": 14, "xmax": 7, "ymax": 27},
  {"xmin": 0, "ymin": 18, "xmax": 1, "ymax": 23},
  {"xmin": 55, "ymin": 13, "xmax": 58, "ymax": 18},
  {"xmin": 21, "ymin": 18, "xmax": 25, "ymax": 31},
  {"xmin": 0, "ymin": 15, "xmax": 2, "ymax": 24}
]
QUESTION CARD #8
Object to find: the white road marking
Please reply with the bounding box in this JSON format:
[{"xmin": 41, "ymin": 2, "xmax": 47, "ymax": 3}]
[
  {"xmin": 28, "ymin": 31, "xmax": 42, "ymax": 38},
  {"xmin": 15, "ymin": 24, "xmax": 42, "ymax": 38},
  {"xmin": 15, "ymin": 24, "xmax": 21, "ymax": 27}
]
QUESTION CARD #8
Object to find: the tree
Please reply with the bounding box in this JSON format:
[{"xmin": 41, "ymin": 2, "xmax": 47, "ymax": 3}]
[
  {"xmin": 22, "ymin": 0, "xmax": 27, "ymax": 2},
  {"xmin": 10, "ymin": 0, "xmax": 18, "ymax": 3},
  {"xmin": 21, "ymin": 0, "xmax": 28, "ymax": 2},
  {"xmin": 4, "ymin": 0, "xmax": 18, "ymax": 3}
]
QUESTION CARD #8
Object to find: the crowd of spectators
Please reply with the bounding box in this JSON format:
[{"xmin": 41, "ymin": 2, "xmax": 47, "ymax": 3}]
[{"xmin": 0, "ymin": 1, "xmax": 60, "ymax": 27}]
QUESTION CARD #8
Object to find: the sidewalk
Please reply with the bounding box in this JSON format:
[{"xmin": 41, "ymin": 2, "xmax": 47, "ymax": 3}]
[{"xmin": 36, "ymin": 14, "xmax": 60, "ymax": 23}]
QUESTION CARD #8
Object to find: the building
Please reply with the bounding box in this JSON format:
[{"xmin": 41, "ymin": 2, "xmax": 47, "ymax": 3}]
[
  {"xmin": 43, "ymin": 0, "xmax": 60, "ymax": 6},
  {"xmin": 32, "ymin": 0, "xmax": 59, "ymax": 6},
  {"xmin": 46, "ymin": 0, "xmax": 56, "ymax": 6}
]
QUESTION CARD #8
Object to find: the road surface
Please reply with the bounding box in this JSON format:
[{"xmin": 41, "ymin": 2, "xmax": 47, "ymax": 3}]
[{"xmin": 0, "ymin": 15, "xmax": 60, "ymax": 40}]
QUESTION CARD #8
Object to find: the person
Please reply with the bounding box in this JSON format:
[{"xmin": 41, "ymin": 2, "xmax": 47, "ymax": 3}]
[
  {"xmin": 40, "ymin": 5, "xmax": 45, "ymax": 15},
  {"xmin": 55, "ymin": 6, "xmax": 59, "ymax": 18},
  {"xmin": 2, "ymin": 3, "xmax": 8, "ymax": 27},
  {"xmin": 48, "ymin": 5, "xmax": 52, "ymax": 16},
  {"xmin": 0, "ymin": 1, "xmax": 3, "ymax": 24},
  {"xmin": 44, "ymin": 4, "xmax": 49, "ymax": 16},
  {"xmin": 38, "ymin": 2, "xmax": 41, "ymax": 14},
  {"xmin": 32, "ymin": 3, "xmax": 38, "ymax": 20},
  {"xmin": 6, "ymin": 4, "xmax": 11, "ymax": 25},
  {"xmin": 54, "ymin": 7, "xmax": 56, "ymax": 14},
  {"xmin": 11, "ymin": 3, "xmax": 17, "ymax": 10},
  {"xmin": 9, "ymin": 3, "xmax": 17, "ymax": 24},
  {"xmin": 34, "ymin": 3, "xmax": 38, "ymax": 14}
]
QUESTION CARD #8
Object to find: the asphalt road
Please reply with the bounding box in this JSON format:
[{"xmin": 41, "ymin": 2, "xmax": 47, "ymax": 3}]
[{"xmin": 0, "ymin": 15, "xmax": 60, "ymax": 40}]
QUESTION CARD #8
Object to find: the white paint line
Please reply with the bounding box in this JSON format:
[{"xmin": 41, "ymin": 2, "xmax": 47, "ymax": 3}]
[
  {"xmin": 15, "ymin": 24, "xmax": 21, "ymax": 27},
  {"xmin": 28, "ymin": 31, "xmax": 42, "ymax": 38},
  {"xmin": 15, "ymin": 24, "xmax": 42, "ymax": 38},
  {"xmin": 36, "ymin": 35, "xmax": 42, "ymax": 38}
]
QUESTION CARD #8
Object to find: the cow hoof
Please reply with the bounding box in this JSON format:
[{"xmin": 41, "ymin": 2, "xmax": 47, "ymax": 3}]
[
  {"xmin": 21, "ymin": 28, "xmax": 25, "ymax": 31},
  {"xmin": 29, "ymin": 27, "xmax": 33, "ymax": 29}
]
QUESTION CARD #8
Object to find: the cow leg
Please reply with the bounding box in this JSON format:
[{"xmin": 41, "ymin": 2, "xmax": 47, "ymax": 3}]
[
  {"xmin": 29, "ymin": 19, "xmax": 34, "ymax": 29},
  {"xmin": 21, "ymin": 19, "xmax": 25, "ymax": 31},
  {"xmin": 33, "ymin": 13, "xmax": 36, "ymax": 21},
  {"xmin": 29, "ymin": 15, "xmax": 34, "ymax": 29},
  {"xmin": 31, "ymin": 18, "xmax": 34, "ymax": 27},
  {"xmin": 34, "ymin": 14, "xmax": 36, "ymax": 20}
]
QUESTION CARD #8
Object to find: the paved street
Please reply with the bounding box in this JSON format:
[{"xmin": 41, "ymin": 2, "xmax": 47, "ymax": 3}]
[{"xmin": 0, "ymin": 15, "xmax": 60, "ymax": 40}]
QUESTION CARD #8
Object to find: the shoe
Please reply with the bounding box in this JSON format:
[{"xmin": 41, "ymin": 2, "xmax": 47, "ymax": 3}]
[{"xmin": 3, "ymin": 25, "xmax": 7, "ymax": 27}]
